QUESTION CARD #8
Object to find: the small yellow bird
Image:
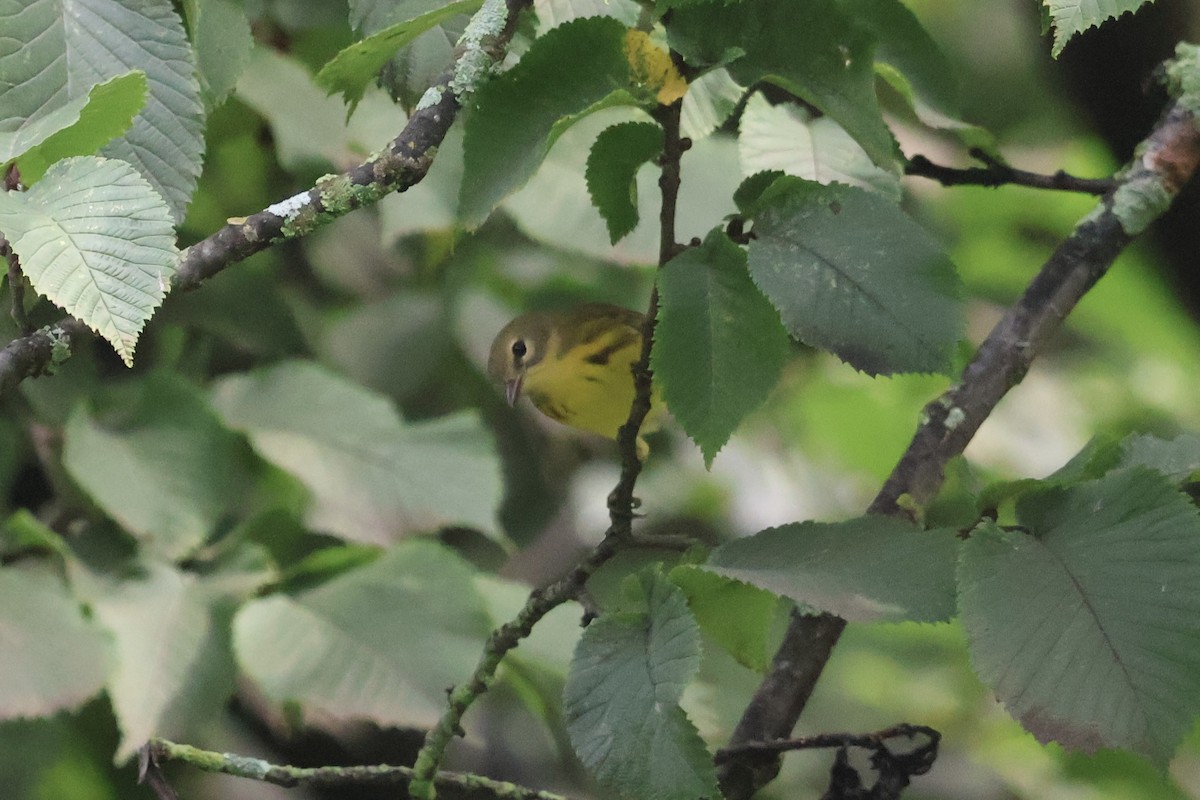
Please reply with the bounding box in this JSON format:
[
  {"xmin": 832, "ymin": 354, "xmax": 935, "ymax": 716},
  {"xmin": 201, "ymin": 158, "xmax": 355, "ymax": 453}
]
[{"xmin": 487, "ymin": 303, "xmax": 663, "ymax": 458}]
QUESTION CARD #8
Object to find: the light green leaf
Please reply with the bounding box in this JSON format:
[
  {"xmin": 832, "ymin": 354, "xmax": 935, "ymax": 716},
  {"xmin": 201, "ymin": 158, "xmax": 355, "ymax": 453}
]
[
  {"xmin": 71, "ymin": 561, "xmax": 235, "ymax": 764},
  {"xmin": 680, "ymin": 68, "xmax": 743, "ymax": 141},
  {"xmin": 211, "ymin": 361, "xmax": 504, "ymax": 545},
  {"xmin": 534, "ymin": 0, "xmax": 642, "ymax": 34},
  {"xmin": 317, "ymin": 0, "xmax": 482, "ymax": 116},
  {"xmin": 738, "ymin": 92, "xmax": 901, "ymax": 201},
  {"xmin": 959, "ymin": 468, "xmax": 1200, "ymax": 765},
  {"xmin": 233, "ymin": 541, "xmax": 492, "ymax": 727},
  {"xmin": 183, "ymin": 0, "xmax": 253, "ymax": 107},
  {"xmin": 653, "ymin": 230, "xmax": 791, "ymax": 465},
  {"xmin": 585, "ymin": 121, "xmax": 664, "ymax": 244},
  {"xmin": 1045, "ymin": 0, "xmax": 1153, "ymax": 58},
  {"xmin": 667, "ymin": 0, "xmax": 896, "ymax": 168},
  {"xmin": 70, "ymin": 0, "xmax": 206, "ymax": 223},
  {"xmin": 0, "ymin": 156, "xmax": 178, "ymax": 365},
  {"xmin": 564, "ymin": 572, "xmax": 718, "ymax": 800},
  {"xmin": 670, "ymin": 565, "xmax": 778, "ymax": 672},
  {"xmin": 707, "ymin": 516, "xmax": 958, "ymax": 623},
  {"xmin": 460, "ymin": 17, "xmax": 641, "ymax": 227},
  {"xmin": 0, "ymin": 569, "xmax": 109, "ymax": 719},
  {"xmin": 747, "ymin": 178, "xmax": 963, "ymax": 375},
  {"xmin": 13, "ymin": 72, "xmax": 148, "ymax": 184},
  {"xmin": 62, "ymin": 372, "xmax": 252, "ymax": 560}
]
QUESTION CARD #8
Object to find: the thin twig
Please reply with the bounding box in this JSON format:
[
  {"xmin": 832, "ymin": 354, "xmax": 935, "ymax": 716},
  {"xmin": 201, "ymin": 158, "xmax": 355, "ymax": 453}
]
[
  {"xmin": 716, "ymin": 724, "xmax": 939, "ymax": 762},
  {"xmin": 142, "ymin": 739, "xmax": 570, "ymax": 800},
  {"xmin": 408, "ymin": 98, "xmax": 690, "ymax": 800},
  {"xmin": 905, "ymin": 150, "xmax": 1116, "ymax": 194},
  {"xmin": 717, "ymin": 96, "xmax": 1200, "ymax": 800}
]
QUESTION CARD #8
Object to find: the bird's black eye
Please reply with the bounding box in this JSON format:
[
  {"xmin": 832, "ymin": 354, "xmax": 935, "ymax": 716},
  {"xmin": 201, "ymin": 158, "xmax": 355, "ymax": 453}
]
[{"xmin": 511, "ymin": 340, "xmax": 527, "ymax": 360}]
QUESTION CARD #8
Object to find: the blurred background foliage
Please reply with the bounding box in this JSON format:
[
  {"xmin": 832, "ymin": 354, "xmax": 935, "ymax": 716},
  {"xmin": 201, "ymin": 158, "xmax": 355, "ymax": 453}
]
[{"xmin": 3, "ymin": 0, "xmax": 1200, "ymax": 798}]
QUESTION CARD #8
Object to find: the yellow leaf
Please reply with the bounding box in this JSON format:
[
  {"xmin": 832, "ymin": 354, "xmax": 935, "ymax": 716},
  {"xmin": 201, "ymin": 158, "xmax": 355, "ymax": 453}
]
[{"xmin": 624, "ymin": 30, "xmax": 687, "ymax": 106}]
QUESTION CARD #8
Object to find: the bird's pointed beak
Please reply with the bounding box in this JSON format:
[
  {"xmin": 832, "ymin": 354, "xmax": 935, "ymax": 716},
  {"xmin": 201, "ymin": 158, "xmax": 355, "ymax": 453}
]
[{"xmin": 504, "ymin": 376, "xmax": 523, "ymax": 406}]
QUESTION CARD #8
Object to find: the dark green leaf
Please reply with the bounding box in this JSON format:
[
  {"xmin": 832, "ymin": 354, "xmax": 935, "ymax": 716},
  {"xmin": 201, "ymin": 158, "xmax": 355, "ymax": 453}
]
[
  {"xmin": 317, "ymin": 0, "xmax": 483, "ymax": 116},
  {"xmin": 653, "ymin": 230, "xmax": 790, "ymax": 465},
  {"xmin": 234, "ymin": 540, "xmax": 492, "ymax": 727},
  {"xmin": 1117, "ymin": 432, "xmax": 1200, "ymax": 482},
  {"xmin": 460, "ymin": 17, "xmax": 640, "ymax": 226},
  {"xmin": 667, "ymin": 0, "xmax": 896, "ymax": 167},
  {"xmin": 747, "ymin": 179, "xmax": 963, "ymax": 375},
  {"xmin": 837, "ymin": 0, "xmax": 987, "ymax": 146},
  {"xmin": 1045, "ymin": 0, "xmax": 1153, "ymax": 58},
  {"xmin": 959, "ymin": 468, "xmax": 1200, "ymax": 765},
  {"xmin": 670, "ymin": 565, "xmax": 779, "ymax": 672},
  {"xmin": 585, "ymin": 121, "xmax": 664, "ymax": 244},
  {"xmin": 733, "ymin": 170, "xmax": 787, "ymax": 217},
  {"xmin": 564, "ymin": 572, "xmax": 718, "ymax": 800},
  {"xmin": 707, "ymin": 516, "xmax": 959, "ymax": 622}
]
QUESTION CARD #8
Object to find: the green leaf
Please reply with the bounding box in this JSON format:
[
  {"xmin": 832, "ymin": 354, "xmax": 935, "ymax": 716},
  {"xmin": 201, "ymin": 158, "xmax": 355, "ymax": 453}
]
[
  {"xmin": 1117, "ymin": 432, "xmax": 1200, "ymax": 482},
  {"xmin": 836, "ymin": 0, "xmax": 988, "ymax": 146},
  {"xmin": 317, "ymin": 0, "xmax": 483, "ymax": 116},
  {"xmin": 738, "ymin": 92, "xmax": 901, "ymax": 201},
  {"xmin": 13, "ymin": 72, "xmax": 148, "ymax": 184},
  {"xmin": 211, "ymin": 361, "xmax": 505, "ymax": 545},
  {"xmin": 0, "ymin": 569, "xmax": 109, "ymax": 719},
  {"xmin": 670, "ymin": 565, "xmax": 778, "ymax": 672},
  {"xmin": 70, "ymin": 561, "xmax": 236, "ymax": 763},
  {"xmin": 233, "ymin": 541, "xmax": 492, "ymax": 727},
  {"xmin": 503, "ymin": 109, "xmax": 741, "ymax": 264},
  {"xmin": 183, "ymin": 0, "xmax": 254, "ymax": 107},
  {"xmin": 534, "ymin": 0, "xmax": 642, "ymax": 34},
  {"xmin": 585, "ymin": 121, "xmax": 664, "ymax": 244},
  {"xmin": 0, "ymin": 156, "xmax": 178, "ymax": 366},
  {"xmin": 1, "ymin": 510, "xmax": 69, "ymax": 559},
  {"xmin": 679, "ymin": 68, "xmax": 743, "ymax": 141},
  {"xmin": 71, "ymin": 0, "xmax": 206, "ymax": 223},
  {"xmin": 747, "ymin": 179, "xmax": 964, "ymax": 375},
  {"xmin": 62, "ymin": 372, "xmax": 252, "ymax": 560},
  {"xmin": 667, "ymin": 0, "xmax": 896, "ymax": 167},
  {"xmin": 460, "ymin": 17, "xmax": 639, "ymax": 227},
  {"xmin": 0, "ymin": 0, "xmax": 69, "ymax": 161},
  {"xmin": 1045, "ymin": 0, "xmax": 1153, "ymax": 58},
  {"xmin": 706, "ymin": 516, "xmax": 958, "ymax": 623},
  {"xmin": 653, "ymin": 230, "xmax": 791, "ymax": 465},
  {"xmin": 959, "ymin": 468, "xmax": 1200, "ymax": 765},
  {"xmin": 564, "ymin": 572, "xmax": 718, "ymax": 800}
]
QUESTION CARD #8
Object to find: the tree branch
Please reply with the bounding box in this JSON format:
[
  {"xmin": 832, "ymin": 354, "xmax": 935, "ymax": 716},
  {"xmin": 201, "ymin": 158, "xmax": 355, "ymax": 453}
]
[
  {"xmin": 0, "ymin": 0, "xmax": 532, "ymax": 398},
  {"xmin": 905, "ymin": 148, "xmax": 1117, "ymax": 194},
  {"xmin": 718, "ymin": 93, "xmax": 1200, "ymax": 800},
  {"xmin": 141, "ymin": 739, "xmax": 571, "ymax": 800}
]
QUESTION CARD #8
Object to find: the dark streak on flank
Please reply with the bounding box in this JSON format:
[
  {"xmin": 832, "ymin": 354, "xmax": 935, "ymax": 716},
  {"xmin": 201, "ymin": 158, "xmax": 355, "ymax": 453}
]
[
  {"xmin": 583, "ymin": 375, "xmax": 602, "ymax": 383},
  {"xmin": 584, "ymin": 331, "xmax": 638, "ymax": 366}
]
